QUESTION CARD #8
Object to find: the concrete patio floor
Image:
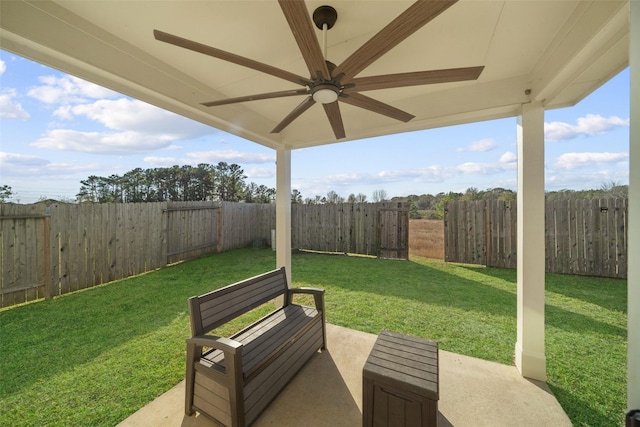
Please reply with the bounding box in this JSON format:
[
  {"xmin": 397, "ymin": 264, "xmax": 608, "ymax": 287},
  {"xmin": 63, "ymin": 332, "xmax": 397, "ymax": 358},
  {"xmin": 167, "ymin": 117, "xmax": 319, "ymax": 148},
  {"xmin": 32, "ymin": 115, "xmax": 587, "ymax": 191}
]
[{"xmin": 118, "ymin": 324, "xmax": 571, "ymax": 427}]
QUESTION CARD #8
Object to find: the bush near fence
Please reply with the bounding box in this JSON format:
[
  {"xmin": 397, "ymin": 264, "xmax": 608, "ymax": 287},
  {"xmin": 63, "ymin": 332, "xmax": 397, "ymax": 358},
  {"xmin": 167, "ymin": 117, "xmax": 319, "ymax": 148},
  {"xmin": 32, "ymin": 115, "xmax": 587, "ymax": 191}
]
[
  {"xmin": 0, "ymin": 201, "xmax": 408, "ymax": 308},
  {"xmin": 444, "ymin": 198, "xmax": 627, "ymax": 278}
]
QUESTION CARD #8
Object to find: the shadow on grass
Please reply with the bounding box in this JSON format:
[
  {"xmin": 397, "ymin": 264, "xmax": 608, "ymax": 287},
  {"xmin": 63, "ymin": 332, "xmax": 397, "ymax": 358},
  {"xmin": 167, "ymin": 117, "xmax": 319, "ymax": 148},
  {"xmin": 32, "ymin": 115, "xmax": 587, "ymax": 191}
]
[
  {"xmin": 545, "ymin": 272, "xmax": 627, "ymax": 314},
  {"xmin": 547, "ymin": 383, "xmax": 625, "ymax": 427},
  {"xmin": 295, "ymin": 252, "xmax": 518, "ymax": 317},
  {"xmin": 457, "ymin": 264, "xmax": 626, "ymax": 337},
  {"xmin": 459, "ymin": 263, "xmax": 627, "ymax": 314},
  {"xmin": 0, "ymin": 248, "xmax": 276, "ymax": 398}
]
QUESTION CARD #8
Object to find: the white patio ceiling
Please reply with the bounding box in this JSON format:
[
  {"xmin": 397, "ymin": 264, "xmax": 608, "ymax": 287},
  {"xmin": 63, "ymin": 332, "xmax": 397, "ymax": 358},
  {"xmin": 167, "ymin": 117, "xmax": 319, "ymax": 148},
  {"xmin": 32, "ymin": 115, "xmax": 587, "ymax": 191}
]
[{"xmin": 0, "ymin": 0, "xmax": 629, "ymax": 150}]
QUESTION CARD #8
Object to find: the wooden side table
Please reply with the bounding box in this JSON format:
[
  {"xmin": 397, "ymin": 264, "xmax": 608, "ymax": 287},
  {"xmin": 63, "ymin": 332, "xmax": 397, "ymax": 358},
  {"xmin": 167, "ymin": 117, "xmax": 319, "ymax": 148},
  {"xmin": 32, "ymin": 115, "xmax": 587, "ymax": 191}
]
[{"xmin": 363, "ymin": 331, "xmax": 439, "ymax": 427}]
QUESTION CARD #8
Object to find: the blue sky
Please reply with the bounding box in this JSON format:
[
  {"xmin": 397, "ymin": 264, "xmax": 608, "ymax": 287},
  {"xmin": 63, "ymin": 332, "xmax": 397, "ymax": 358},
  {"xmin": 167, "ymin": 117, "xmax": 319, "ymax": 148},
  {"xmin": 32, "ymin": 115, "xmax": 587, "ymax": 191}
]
[{"xmin": 0, "ymin": 49, "xmax": 630, "ymax": 204}]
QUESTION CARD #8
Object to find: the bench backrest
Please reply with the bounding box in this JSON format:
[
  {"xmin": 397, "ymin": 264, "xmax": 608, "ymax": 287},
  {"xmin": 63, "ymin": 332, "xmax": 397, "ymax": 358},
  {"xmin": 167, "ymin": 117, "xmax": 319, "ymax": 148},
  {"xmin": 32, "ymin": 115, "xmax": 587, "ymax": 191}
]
[{"xmin": 188, "ymin": 267, "xmax": 288, "ymax": 336}]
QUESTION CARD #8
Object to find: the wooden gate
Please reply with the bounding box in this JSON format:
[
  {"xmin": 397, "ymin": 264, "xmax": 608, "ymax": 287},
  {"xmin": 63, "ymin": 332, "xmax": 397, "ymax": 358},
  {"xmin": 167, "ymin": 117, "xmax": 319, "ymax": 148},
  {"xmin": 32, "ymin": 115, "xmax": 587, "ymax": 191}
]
[
  {"xmin": 378, "ymin": 203, "xmax": 409, "ymax": 259},
  {"xmin": 165, "ymin": 202, "xmax": 221, "ymax": 264},
  {"xmin": 0, "ymin": 208, "xmax": 51, "ymax": 306}
]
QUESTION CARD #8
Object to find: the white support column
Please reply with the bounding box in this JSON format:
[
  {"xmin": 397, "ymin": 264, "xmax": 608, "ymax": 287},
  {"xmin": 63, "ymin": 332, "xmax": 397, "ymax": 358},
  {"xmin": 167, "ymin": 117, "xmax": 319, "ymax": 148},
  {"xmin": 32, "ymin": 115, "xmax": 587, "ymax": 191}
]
[
  {"xmin": 275, "ymin": 146, "xmax": 292, "ymax": 283},
  {"xmin": 628, "ymin": 0, "xmax": 640, "ymax": 411},
  {"xmin": 515, "ymin": 101, "xmax": 547, "ymax": 381}
]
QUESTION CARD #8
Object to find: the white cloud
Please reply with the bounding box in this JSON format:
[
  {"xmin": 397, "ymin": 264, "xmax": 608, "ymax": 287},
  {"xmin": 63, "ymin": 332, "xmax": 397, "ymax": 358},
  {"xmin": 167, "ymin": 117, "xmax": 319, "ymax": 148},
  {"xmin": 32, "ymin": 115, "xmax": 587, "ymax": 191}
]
[
  {"xmin": 53, "ymin": 105, "xmax": 74, "ymax": 120},
  {"xmin": 545, "ymin": 114, "xmax": 629, "ymax": 142},
  {"xmin": 499, "ymin": 151, "xmax": 517, "ymax": 163},
  {"xmin": 296, "ymin": 154, "xmax": 521, "ymax": 197},
  {"xmin": 546, "ymin": 169, "xmax": 628, "ymax": 191},
  {"xmin": 19, "ymin": 71, "xmax": 218, "ymax": 156},
  {"xmin": 185, "ymin": 149, "xmax": 275, "ymax": 164},
  {"xmin": 143, "ymin": 156, "xmax": 185, "ymax": 167},
  {"xmin": 0, "ymin": 59, "xmax": 6, "ymax": 75},
  {"xmin": 142, "ymin": 149, "xmax": 275, "ymax": 168},
  {"xmin": 246, "ymin": 167, "xmax": 275, "ymax": 180},
  {"xmin": 0, "ymin": 89, "xmax": 30, "ymax": 120},
  {"xmin": 454, "ymin": 154, "xmax": 517, "ymax": 174},
  {"xmin": 31, "ymin": 129, "xmax": 176, "ymax": 154},
  {"xmin": 27, "ymin": 75, "xmax": 118, "ymax": 104},
  {"xmin": 378, "ymin": 166, "xmax": 445, "ymax": 182},
  {"xmin": 30, "ymin": 96, "xmax": 216, "ymax": 154},
  {"xmin": 293, "ymin": 172, "xmax": 377, "ymax": 196},
  {"xmin": 0, "ymin": 151, "xmax": 50, "ymax": 168},
  {"xmin": 455, "ymin": 162, "xmax": 504, "ymax": 174},
  {"xmin": 70, "ymin": 98, "xmax": 212, "ymax": 139},
  {"xmin": 359, "ymin": 151, "xmax": 516, "ymax": 190},
  {"xmin": 554, "ymin": 152, "xmax": 629, "ymax": 170},
  {"xmin": 456, "ymin": 138, "xmax": 497, "ymax": 152},
  {"xmin": 0, "ymin": 152, "xmax": 104, "ymax": 181}
]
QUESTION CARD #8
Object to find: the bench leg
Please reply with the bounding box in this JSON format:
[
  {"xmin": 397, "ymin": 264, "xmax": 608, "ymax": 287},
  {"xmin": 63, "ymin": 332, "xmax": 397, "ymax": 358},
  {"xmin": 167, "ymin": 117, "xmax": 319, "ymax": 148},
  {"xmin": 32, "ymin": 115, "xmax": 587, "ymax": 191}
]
[
  {"xmin": 321, "ymin": 319, "xmax": 327, "ymax": 351},
  {"xmin": 185, "ymin": 343, "xmax": 198, "ymax": 416}
]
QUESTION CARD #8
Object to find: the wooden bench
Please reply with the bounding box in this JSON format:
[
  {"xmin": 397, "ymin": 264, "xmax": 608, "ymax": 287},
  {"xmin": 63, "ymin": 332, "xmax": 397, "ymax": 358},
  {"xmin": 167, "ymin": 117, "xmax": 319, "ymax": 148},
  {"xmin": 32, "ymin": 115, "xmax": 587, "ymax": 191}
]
[{"xmin": 184, "ymin": 267, "xmax": 326, "ymax": 427}]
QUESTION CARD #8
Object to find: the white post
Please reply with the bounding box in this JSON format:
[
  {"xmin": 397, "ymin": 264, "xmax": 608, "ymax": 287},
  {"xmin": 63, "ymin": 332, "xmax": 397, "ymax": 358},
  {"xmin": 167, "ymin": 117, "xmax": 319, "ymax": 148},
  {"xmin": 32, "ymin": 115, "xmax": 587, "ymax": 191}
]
[
  {"xmin": 515, "ymin": 101, "xmax": 547, "ymax": 381},
  {"xmin": 275, "ymin": 146, "xmax": 292, "ymax": 283},
  {"xmin": 628, "ymin": 0, "xmax": 640, "ymax": 411}
]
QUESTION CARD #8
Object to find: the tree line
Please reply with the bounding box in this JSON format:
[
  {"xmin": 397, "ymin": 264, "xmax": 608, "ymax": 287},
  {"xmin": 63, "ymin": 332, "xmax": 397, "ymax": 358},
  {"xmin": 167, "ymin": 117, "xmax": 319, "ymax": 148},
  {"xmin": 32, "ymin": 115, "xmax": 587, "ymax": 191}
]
[
  {"xmin": 0, "ymin": 174, "xmax": 628, "ymax": 212},
  {"xmin": 74, "ymin": 164, "xmax": 393, "ymax": 205},
  {"xmin": 75, "ymin": 163, "xmax": 275, "ymax": 203},
  {"xmin": 394, "ymin": 181, "xmax": 628, "ymax": 219}
]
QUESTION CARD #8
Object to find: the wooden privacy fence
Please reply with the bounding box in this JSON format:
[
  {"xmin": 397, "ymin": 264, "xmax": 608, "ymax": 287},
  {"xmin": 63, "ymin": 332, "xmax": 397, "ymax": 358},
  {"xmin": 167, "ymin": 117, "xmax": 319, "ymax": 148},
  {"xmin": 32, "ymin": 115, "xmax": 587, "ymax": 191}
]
[
  {"xmin": 444, "ymin": 198, "xmax": 628, "ymax": 278},
  {"xmin": 1, "ymin": 201, "xmax": 407, "ymax": 308}
]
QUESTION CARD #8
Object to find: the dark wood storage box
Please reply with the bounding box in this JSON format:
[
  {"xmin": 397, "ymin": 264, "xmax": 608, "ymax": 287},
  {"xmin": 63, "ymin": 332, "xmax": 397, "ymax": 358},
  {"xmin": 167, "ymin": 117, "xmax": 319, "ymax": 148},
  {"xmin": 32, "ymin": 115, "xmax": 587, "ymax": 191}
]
[{"xmin": 363, "ymin": 331, "xmax": 439, "ymax": 427}]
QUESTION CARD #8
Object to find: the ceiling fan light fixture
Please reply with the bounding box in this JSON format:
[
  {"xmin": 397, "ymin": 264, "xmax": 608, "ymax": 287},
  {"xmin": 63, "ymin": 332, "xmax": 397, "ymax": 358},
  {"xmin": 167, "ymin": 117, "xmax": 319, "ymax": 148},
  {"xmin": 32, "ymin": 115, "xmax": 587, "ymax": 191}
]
[{"xmin": 312, "ymin": 84, "xmax": 339, "ymax": 104}]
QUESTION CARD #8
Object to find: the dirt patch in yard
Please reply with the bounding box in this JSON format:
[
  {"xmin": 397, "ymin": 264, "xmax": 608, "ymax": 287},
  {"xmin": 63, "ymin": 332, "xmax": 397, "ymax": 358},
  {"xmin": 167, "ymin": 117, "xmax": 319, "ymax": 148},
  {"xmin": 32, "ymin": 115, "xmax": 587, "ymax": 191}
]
[{"xmin": 409, "ymin": 219, "xmax": 444, "ymax": 260}]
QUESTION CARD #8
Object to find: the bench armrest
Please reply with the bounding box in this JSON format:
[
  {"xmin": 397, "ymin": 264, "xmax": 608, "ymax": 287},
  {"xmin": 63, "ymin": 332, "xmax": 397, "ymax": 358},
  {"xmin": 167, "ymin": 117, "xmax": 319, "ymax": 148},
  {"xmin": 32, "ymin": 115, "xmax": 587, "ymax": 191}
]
[
  {"xmin": 185, "ymin": 335, "xmax": 244, "ymax": 415},
  {"xmin": 288, "ymin": 287, "xmax": 325, "ymax": 312},
  {"xmin": 187, "ymin": 335, "xmax": 243, "ymax": 355},
  {"xmin": 288, "ymin": 287, "xmax": 327, "ymax": 350}
]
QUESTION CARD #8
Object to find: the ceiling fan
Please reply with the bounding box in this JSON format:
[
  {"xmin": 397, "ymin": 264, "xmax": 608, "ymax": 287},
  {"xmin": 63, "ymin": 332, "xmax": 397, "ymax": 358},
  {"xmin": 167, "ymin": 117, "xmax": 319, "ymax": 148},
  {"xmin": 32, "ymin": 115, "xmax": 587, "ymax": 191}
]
[{"xmin": 154, "ymin": 0, "xmax": 484, "ymax": 140}]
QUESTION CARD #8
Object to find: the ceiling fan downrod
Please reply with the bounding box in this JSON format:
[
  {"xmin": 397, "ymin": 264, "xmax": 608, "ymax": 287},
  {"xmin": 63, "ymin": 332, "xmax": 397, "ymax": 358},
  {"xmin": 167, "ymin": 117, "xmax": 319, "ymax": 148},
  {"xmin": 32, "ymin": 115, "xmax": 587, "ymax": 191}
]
[{"xmin": 313, "ymin": 6, "xmax": 337, "ymax": 60}]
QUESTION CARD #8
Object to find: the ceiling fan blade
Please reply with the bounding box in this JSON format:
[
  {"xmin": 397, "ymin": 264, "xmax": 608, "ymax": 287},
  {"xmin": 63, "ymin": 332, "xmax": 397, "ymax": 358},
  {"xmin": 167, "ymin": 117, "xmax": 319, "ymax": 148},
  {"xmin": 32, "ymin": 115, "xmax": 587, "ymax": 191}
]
[
  {"xmin": 333, "ymin": 0, "xmax": 458, "ymax": 80},
  {"xmin": 278, "ymin": 0, "xmax": 331, "ymax": 80},
  {"xmin": 340, "ymin": 92, "xmax": 414, "ymax": 122},
  {"xmin": 154, "ymin": 29, "xmax": 311, "ymax": 86},
  {"xmin": 322, "ymin": 102, "xmax": 346, "ymax": 139},
  {"xmin": 346, "ymin": 66, "xmax": 484, "ymax": 92},
  {"xmin": 202, "ymin": 89, "xmax": 308, "ymax": 107},
  {"xmin": 271, "ymin": 96, "xmax": 315, "ymax": 134}
]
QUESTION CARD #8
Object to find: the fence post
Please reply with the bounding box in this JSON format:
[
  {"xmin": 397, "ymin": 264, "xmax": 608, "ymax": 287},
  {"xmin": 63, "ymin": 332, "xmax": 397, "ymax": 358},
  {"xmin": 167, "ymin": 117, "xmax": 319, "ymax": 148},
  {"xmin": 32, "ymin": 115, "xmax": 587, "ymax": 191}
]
[
  {"xmin": 43, "ymin": 213, "xmax": 52, "ymax": 299},
  {"xmin": 217, "ymin": 203, "xmax": 223, "ymax": 253}
]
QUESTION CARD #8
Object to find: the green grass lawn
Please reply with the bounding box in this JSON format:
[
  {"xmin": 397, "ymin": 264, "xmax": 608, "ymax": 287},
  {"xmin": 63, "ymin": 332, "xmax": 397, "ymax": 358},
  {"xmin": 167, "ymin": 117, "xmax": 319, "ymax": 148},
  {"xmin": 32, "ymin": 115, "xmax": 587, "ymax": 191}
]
[{"xmin": 0, "ymin": 248, "xmax": 627, "ymax": 426}]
